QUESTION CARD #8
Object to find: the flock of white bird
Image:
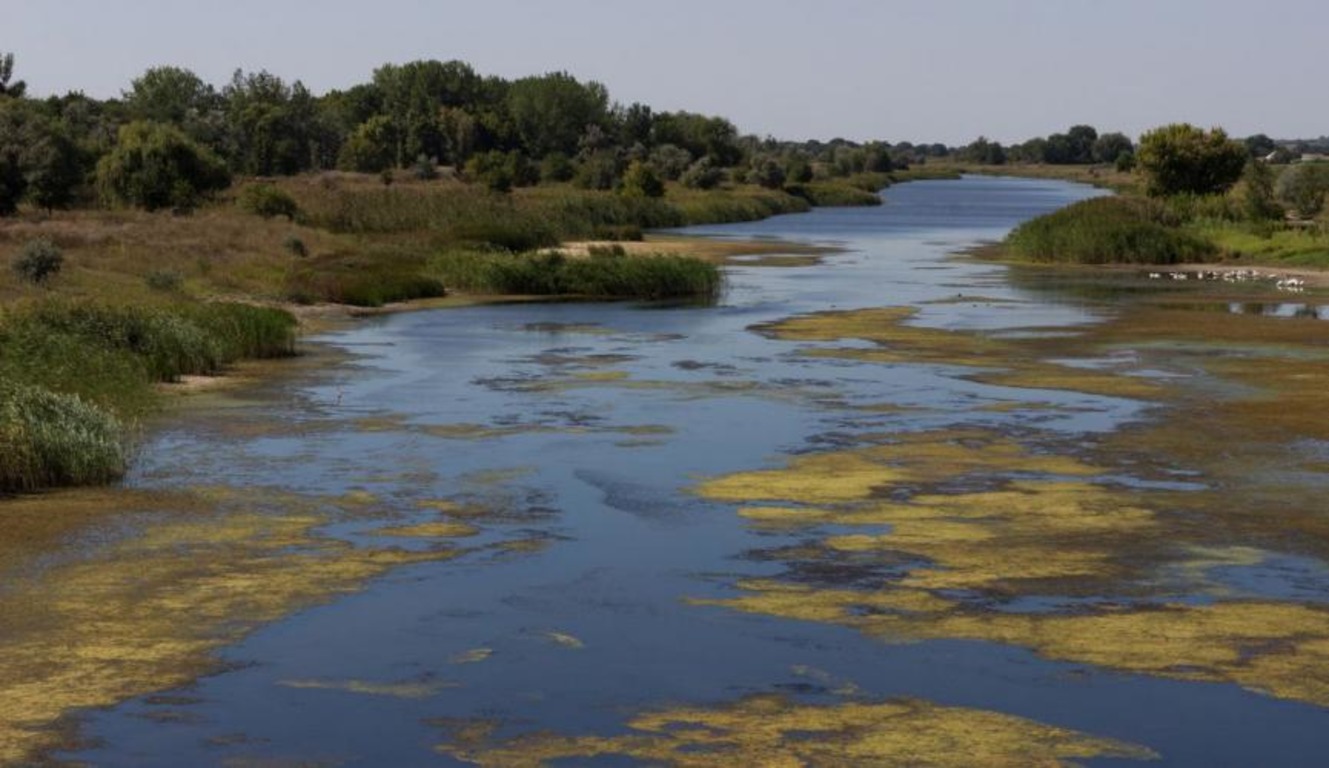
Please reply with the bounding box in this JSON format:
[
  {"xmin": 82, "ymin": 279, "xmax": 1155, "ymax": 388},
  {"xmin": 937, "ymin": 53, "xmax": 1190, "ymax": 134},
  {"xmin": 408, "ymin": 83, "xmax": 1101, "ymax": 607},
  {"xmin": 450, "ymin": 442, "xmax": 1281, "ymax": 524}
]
[{"xmin": 1145, "ymin": 269, "xmax": 1308, "ymax": 292}]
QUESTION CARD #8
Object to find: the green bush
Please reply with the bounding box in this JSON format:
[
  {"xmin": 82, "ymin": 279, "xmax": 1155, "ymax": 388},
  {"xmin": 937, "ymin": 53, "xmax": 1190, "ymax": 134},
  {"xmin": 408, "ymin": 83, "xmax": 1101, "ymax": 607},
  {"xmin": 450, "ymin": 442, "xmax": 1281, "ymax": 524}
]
[
  {"xmin": 429, "ymin": 248, "xmax": 722, "ymax": 301},
  {"xmin": 145, "ymin": 269, "xmax": 184, "ymax": 292},
  {"xmin": 12, "ymin": 238, "xmax": 63, "ymax": 285},
  {"xmin": 0, "ymin": 383, "xmax": 126, "ymax": 493},
  {"xmin": 96, "ymin": 121, "xmax": 230, "ymax": 211},
  {"xmin": 1005, "ymin": 196, "xmax": 1216, "ymax": 265},
  {"xmin": 238, "ymin": 183, "xmax": 300, "ymax": 220},
  {"xmin": 621, "ymin": 160, "xmax": 665, "ymax": 198}
]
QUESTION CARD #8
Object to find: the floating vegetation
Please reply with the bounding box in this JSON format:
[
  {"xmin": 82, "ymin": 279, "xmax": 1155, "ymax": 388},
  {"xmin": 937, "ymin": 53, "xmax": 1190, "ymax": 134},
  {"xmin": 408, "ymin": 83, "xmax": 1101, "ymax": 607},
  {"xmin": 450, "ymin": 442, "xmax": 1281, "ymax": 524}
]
[
  {"xmin": 0, "ymin": 482, "xmax": 536, "ymax": 765},
  {"xmin": 435, "ymin": 693, "xmax": 1155, "ymax": 767},
  {"xmin": 279, "ymin": 678, "xmax": 457, "ymax": 699}
]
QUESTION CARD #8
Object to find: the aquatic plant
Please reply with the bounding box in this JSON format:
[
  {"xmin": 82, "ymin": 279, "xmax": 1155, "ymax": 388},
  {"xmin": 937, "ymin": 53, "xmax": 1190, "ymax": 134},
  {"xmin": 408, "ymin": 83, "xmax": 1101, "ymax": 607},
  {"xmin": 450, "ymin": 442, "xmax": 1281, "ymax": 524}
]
[
  {"xmin": 0, "ymin": 383, "xmax": 126, "ymax": 493},
  {"xmin": 428, "ymin": 248, "xmax": 724, "ymax": 301},
  {"xmin": 1005, "ymin": 196, "xmax": 1216, "ymax": 264}
]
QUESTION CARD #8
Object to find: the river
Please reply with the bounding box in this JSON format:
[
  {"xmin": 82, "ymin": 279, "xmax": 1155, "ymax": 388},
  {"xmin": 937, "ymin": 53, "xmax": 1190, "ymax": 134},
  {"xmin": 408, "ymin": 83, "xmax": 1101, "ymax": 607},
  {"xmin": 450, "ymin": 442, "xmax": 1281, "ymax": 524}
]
[{"xmin": 24, "ymin": 176, "xmax": 1329, "ymax": 766}]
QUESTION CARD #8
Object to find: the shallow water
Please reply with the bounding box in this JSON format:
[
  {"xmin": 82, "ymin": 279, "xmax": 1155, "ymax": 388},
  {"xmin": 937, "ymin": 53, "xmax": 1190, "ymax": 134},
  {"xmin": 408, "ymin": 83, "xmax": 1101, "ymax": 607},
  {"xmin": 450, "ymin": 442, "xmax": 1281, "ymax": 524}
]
[{"xmin": 43, "ymin": 177, "xmax": 1329, "ymax": 766}]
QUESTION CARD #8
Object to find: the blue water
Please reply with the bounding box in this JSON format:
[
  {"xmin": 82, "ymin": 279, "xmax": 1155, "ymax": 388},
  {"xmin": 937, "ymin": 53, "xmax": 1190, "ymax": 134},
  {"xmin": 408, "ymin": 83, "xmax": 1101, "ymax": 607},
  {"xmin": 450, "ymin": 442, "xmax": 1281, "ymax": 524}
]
[{"xmin": 61, "ymin": 177, "xmax": 1329, "ymax": 766}]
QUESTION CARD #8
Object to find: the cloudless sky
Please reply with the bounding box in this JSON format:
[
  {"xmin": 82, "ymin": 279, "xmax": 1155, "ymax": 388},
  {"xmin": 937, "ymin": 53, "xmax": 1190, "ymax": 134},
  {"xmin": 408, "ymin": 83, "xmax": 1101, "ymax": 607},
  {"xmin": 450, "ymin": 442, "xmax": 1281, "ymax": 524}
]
[{"xmin": 7, "ymin": 0, "xmax": 1327, "ymax": 145}]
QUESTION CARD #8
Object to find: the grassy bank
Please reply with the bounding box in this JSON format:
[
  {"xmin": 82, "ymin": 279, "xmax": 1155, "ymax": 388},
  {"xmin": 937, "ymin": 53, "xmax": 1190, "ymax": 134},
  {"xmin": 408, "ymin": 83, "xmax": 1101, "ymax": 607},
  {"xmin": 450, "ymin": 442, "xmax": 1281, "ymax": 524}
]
[
  {"xmin": 1006, "ymin": 197, "xmax": 1216, "ymax": 265},
  {"xmin": 0, "ymin": 300, "xmax": 296, "ymax": 493},
  {"xmin": 1, "ymin": 170, "xmax": 945, "ymax": 494},
  {"xmin": 430, "ymin": 245, "xmax": 723, "ymax": 301}
]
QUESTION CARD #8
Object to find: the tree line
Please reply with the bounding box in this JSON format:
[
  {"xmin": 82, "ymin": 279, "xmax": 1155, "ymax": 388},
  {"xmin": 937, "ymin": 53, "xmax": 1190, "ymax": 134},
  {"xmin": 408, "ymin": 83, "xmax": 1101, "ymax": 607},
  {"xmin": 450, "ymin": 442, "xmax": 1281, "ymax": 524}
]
[{"xmin": 0, "ymin": 53, "xmax": 955, "ymax": 215}]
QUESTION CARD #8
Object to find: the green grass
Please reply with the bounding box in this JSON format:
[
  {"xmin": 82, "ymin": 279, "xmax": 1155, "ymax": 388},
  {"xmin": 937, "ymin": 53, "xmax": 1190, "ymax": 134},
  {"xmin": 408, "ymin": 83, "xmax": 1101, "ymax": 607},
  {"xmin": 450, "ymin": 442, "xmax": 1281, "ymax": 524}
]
[
  {"xmin": 1192, "ymin": 221, "xmax": 1329, "ymax": 267},
  {"xmin": 1005, "ymin": 196, "xmax": 1216, "ymax": 265},
  {"xmin": 787, "ymin": 182, "xmax": 883, "ymax": 207},
  {"xmin": 285, "ymin": 247, "xmax": 447, "ymax": 307},
  {"xmin": 429, "ymin": 247, "xmax": 723, "ymax": 301},
  {"xmin": 0, "ymin": 300, "xmax": 297, "ymax": 494}
]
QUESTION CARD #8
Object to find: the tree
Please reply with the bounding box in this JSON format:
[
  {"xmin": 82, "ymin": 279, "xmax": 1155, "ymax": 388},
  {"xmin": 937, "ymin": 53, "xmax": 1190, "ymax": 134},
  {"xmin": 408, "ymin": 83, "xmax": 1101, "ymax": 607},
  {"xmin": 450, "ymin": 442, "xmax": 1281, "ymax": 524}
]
[
  {"xmin": 223, "ymin": 70, "xmax": 321, "ymax": 176},
  {"xmin": 1276, "ymin": 162, "xmax": 1329, "ymax": 218},
  {"xmin": 337, "ymin": 115, "xmax": 398, "ymax": 172},
  {"xmin": 621, "ymin": 160, "xmax": 664, "ymax": 198},
  {"xmin": 961, "ymin": 137, "xmax": 1006, "ymax": 165},
  {"xmin": 125, "ymin": 67, "xmax": 216, "ymax": 125},
  {"xmin": 1242, "ymin": 159, "xmax": 1282, "ymax": 221},
  {"xmin": 749, "ymin": 158, "xmax": 786, "ymax": 189},
  {"xmin": 1092, "ymin": 132, "xmax": 1134, "ymax": 165},
  {"xmin": 506, "ymin": 72, "xmax": 610, "ymax": 159},
  {"xmin": 96, "ymin": 121, "xmax": 230, "ymax": 211},
  {"xmin": 1135, "ymin": 124, "xmax": 1247, "ymax": 197},
  {"xmin": 1244, "ymin": 134, "xmax": 1277, "ymax": 158},
  {"xmin": 0, "ymin": 53, "xmax": 26, "ymax": 99},
  {"xmin": 0, "ymin": 100, "xmax": 85, "ymax": 214}
]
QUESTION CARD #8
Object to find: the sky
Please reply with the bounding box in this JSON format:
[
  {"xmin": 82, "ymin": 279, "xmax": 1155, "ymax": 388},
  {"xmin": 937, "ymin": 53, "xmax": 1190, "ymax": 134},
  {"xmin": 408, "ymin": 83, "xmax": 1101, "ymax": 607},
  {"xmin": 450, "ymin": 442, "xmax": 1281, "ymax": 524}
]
[{"xmin": 7, "ymin": 0, "xmax": 1327, "ymax": 145}]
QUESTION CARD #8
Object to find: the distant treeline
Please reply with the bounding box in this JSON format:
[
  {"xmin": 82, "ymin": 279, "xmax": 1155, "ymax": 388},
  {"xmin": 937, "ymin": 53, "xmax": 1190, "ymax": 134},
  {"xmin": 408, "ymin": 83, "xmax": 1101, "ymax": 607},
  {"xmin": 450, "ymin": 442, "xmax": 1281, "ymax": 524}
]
[
  {"xmin": 0, "ymin": 52, "xmax": 957, "ymax": 214},
  {"xmin": 953, "ymin": 125, "xmax": 1320, "ymax": 171}
]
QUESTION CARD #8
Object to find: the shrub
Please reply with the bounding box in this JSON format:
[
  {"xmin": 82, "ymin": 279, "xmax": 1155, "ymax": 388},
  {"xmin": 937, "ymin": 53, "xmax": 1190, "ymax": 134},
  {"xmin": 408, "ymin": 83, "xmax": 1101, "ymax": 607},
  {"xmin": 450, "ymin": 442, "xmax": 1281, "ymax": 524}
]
[
  {"xmin": 0, "ymin": 383, "xmax": 127, "ymax": 493},
  {"xmin": 238, "ymin": 183, "xmax": 299, "ymax": 220},
  {"xmin": 413, "ymin": 154, "xmax": 439, "ymax": 181},
  {"xmin": 621, "ymin": 160, "xmax": 665, "ymax": 198},
  {"xmin": 681, "ymin": 157, "xmax": 723, "ymax": 190},
  {"xmin": 12, "ymin": 238, "xmax": 63, "ymax": 285},
  {"xmin": 1136, "ymin": 124, "xmax": 1247, "ymax": 197},
  {"xmin": 1276, "ymin": 162, "xmax": 1329, "ymax": 218},
  {"xmin": 283, "ymin": 234, "xmax": 308, "ymax": 257},
  {"xmin": 540, "ymin": 152, "xmax": 575, "ymax": 183},
  {"xmin": 1005, "ymin": 196, "xmax": 1216, "ymax": 265},
  {"xmin": 145, "ymin": 269, "xmax": 184, "ymax": 292},
  {"xmin": 96, "ymin": 121, "xmax": 230, "ymax": 211},
  {"xmin": 428, "ymin": 248, "xmax": 722, "ymax": 301}
]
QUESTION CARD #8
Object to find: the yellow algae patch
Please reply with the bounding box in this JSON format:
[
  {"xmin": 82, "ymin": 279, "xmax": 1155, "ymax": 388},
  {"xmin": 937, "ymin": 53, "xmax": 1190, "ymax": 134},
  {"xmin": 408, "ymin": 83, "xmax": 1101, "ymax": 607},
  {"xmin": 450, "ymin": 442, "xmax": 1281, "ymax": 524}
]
[
  {"xmin": 701, "ymin": 581, "xmax": 1329, "ymax": 708},
  {"xmin": 757, "ymin": 306, "xmax": 1165, "ymax": 400},
  {"xmin": 698, "ymin": 450, "xmax": 909, "ymax": 505},
  {"xmin": 372, "ymin": 521, "xmax": 481, "ymax": 539},
  {"xmin": 279, "ymin": 678, "xmax": 456, "ymax": 699},
  {"xmin": 542, "ymin": 631, "xmax": 585, "ymax": 650},
  {"xmin": 698, "ymin": 434, "xmax": 1100, "ymax": 508},
  {"xmin": 451, "ymin": 648, "xmax": 494, "ymax": 665},
  {"xmin": 436, "ymin": 693, "xmax": 1155, "ymax": 767},
  {"xmin": 0, "ymin": 488, "xmax": 466, "ymax": 766},
  {"xmin": 737, "ymin": 506, "xmax": 838, "ymax": 525}
]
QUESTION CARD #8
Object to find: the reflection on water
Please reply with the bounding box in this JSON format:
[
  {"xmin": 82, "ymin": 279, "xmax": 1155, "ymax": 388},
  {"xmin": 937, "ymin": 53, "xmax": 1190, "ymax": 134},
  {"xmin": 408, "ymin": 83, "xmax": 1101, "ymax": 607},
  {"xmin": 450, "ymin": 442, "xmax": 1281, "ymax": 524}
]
[{"xmin": 19, "ymin": 176, "xmax": 1329, "ymax": 767}]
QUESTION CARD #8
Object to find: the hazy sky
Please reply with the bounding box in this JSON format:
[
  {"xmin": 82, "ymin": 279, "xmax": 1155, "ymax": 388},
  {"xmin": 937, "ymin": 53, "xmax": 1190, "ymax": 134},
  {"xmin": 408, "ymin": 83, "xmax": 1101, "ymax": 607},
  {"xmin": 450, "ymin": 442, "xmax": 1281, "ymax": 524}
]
[{"xmin": 7, "ymin": 0, "xmax": 1326, "ymax": 145}]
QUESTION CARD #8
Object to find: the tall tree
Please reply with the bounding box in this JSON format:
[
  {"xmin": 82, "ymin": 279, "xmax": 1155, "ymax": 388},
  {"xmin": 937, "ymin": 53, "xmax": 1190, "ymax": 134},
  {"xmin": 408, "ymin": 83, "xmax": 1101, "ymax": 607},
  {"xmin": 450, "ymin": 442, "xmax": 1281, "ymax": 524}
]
[
  {"xmin": 1136, "ymin": 123, "xmax": 1247, "ymax": 197},
  {"xmin": 0, "ymin": 53, "xmax": 26, "ymax": 98},
  {"xmin": 505, "ymin": 72, "xmax": 610, "ymax": 159}
]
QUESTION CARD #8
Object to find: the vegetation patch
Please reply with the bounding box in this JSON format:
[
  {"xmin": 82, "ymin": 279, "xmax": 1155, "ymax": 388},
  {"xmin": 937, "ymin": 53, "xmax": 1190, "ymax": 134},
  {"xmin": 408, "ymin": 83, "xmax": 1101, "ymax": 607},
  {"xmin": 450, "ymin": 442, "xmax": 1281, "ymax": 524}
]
[
  {"xmin": 429, "ymin": 247, "xmax": 723, "ymax": 301},
  {"xmin": 435, "ymin": 693, "xmax": 1154, "ymax": 766},
  {"xmin": 1005, "ymin": 196, "xmax": 1216, "ymax": 265}
]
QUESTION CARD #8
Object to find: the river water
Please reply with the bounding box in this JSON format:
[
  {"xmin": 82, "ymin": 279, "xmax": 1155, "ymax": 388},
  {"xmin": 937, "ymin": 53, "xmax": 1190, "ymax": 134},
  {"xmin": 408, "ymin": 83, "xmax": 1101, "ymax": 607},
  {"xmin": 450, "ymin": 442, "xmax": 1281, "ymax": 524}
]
[{"xmin": 57, "ymin": 177, "xmax": 1329, "ymax": 766}]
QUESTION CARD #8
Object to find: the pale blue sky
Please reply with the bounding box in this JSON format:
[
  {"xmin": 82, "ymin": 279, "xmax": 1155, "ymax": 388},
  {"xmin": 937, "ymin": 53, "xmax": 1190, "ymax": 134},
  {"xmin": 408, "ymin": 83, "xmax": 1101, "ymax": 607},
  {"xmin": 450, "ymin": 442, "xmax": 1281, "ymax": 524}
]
[{"xmin": 7, "ymin": 0, "xmax": 1326, "ymax": 145}]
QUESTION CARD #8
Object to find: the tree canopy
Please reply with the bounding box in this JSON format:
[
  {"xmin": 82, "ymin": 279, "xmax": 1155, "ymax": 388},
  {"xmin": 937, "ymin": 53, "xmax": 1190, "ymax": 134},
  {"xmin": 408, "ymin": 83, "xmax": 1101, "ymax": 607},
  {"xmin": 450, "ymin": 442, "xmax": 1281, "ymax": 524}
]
[{"xmin": 1136, "ymin": 124, "xmax": 1247, "ymax": 197}]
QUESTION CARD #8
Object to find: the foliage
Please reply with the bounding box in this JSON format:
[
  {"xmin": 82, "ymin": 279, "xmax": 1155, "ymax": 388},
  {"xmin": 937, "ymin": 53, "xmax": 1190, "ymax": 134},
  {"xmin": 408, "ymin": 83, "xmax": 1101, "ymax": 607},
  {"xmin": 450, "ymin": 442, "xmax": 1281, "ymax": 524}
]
[
  {"xmin": 0, "ymin": 99, "xmax": 87, "ymax": 214},
  {"xmin": 337, "ymin": 115, "xmax": 398, "ymax": 172},
  {"xmin": 506, "ymin": 72, "xmax": 610, "ymax": 159},
  {"xmin": 223, "ymin": 69, "xmax": 325, "ymax": 176},
  {"xmin": 283, "ymin": 234, "xmax": 309, "ymax": 257},
  {"xmin": 237, "ymin": 183, "xmax": 299, "ymax": 219},
  {"xmin": 1136, "ymin": 123, "xmax": 1247, "ymax": 197},
  {"xmin": 540, "ymin": 152, "xmax": 575, "ymax": 183},
  {"xmin": 573, "ymin": 151, "xmax": 622, "ymax": 190},
  {"xmin": 621, "ymin": 160, "xmax": 665, "ymax": 198},
  {"xmin": 283, "ymin": 248, "xmax": 445, "ymax": 306},
  {"xmin": 1005, "ymin": 196, "xmax": 1216, "ymax": 264},
  {"xmin": 749, "ymin": 158, "xmax": 786, "ymax": 189},
  {"xmin": 1242, "ymin": 160, "xmax": 1283, "ymax": 221},
  {"xmin": 0, "ymin": 52, "xmax": 26, "ymax": 98},
  {"xmin": 413, "ymin": 154, "xmax": 439, "ymax": 180},
  {"xmin": 465, "ymin": 150, "xmax": 535, "ymax": 193},
  {"xmin": 1275, "ymin": 162, "xmax": 1329, "ymax": 218},
  {"xmin": 1092, "ymin": 132, "xmax": 1134, "ymax": 165},
  {"xmin": 681, "ymin": 157, "xmax": 723, "ymax": 190},
  {"xmin": 960, "ymin": 137, "xmax": 1006, "ymax": 165},
  {"xmin": 144, "ymin": 269, "xmax": 184, "ymax": 292},
  {"xmin": 429, "ymin": 248, "xmax": 722, "ymax": 301},
  {"xmin": 12, "ymin": 238, "xmax": 64, "ymax": 285},
  {"xmin": 96, "ymin": 121, "xmax": 230, "ymax": 211},
  {"xmin": 0, "ymin": 382, "xmax": 126, "ymax": 493}
]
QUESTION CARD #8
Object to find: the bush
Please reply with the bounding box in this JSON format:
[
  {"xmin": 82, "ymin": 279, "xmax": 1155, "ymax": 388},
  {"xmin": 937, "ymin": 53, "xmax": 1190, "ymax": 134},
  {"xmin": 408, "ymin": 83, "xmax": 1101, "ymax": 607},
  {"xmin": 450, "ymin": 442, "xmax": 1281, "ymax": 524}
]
[
  {"xmin": 1005, "ymin": 196, "xmax": 1216, "ymax": 265},
  {"xmin": 1276, "ymin": 162, "xmax": 1329, "ymax": 218},
  {"xmin": 429, "ymin": 248, "xmax": 723, "ymax": 301},
  {"xmin": 413, "ymin": 154, "xmax": 439, "ymax": 181},
  {"xmin": 0, "ymin": 383, "xmax": 127, "ymax": 493},
  {"xmin": 283, "ymin": 234, "xmax": 308, "ymax": 257},
  {"xmin": 540, "ymin": 152, "xmax": 575, "ymax": 183},
  {"xmin": 238, "ymin": 183, "xmax": 299, "ymax": 220},
  {"xmin": 621, "ymin": 160, "xmax": 665, "ymax": 198},
  {"xmin": 681, "ymin": 157, "xmax": 723, "ymax": 190},
  {"xmin": 96, "ymin": 121, "xmax": 231, "ymax": 211},
  {"xmin": 12, "ymin": 238, "xmax": 63, "ymax": 285},
  {"xmin": 1136, "ymin": 124, "xmax": 1247, "ymax": 197},
  {"xmin": 145, "ymin": 269, "xmax": 184, "ymax": 292}
]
